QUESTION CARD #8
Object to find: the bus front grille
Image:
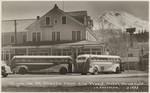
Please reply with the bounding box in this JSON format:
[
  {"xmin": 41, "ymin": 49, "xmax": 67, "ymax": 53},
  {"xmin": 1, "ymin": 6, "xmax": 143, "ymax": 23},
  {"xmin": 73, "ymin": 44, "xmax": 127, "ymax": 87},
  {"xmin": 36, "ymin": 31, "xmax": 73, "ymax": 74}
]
[{"xmin": 78, "ymin": 63, "xmax": 85, "ymax": 71}]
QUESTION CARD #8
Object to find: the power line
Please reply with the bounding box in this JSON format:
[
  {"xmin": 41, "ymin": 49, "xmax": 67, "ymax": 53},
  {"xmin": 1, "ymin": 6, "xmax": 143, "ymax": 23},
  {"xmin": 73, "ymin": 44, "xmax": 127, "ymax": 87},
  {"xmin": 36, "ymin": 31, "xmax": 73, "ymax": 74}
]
[{"xmin": 2, "ymin": 19, "xmax": 36, "ymax": 22}]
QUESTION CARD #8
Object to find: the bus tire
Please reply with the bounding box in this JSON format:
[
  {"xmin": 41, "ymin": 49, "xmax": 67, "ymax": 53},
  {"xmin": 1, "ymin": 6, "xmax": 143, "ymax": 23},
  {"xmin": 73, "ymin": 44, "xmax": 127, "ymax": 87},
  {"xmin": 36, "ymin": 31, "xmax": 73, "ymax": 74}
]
[
  {"xmin": 2, "ymin": 73, "xmax": 8, "ymax": 77},
  {"xmin": 81, "ymin": 72, "xmax": 87, "ymax": 75},
  {"xmin": 115, "ymin": 67, "xmax": 120, "ymax": 74},
  {"xmin": 92, "ymin": 67, "xmax": 99, "ymax": 75},
  {"xmin": 19, "ymin": 68, "xmax": 27, "ymax": 75},
  {"xmin": 59, "ymin": 67, "xmax": 67, "ymax": 74}
]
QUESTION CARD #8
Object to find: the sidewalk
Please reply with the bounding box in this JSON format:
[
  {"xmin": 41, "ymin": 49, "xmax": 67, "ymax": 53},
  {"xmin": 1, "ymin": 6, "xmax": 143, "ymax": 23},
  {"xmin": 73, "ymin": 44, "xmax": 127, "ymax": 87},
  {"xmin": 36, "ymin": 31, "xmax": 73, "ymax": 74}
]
[{"xmin": 122, "ymin": 70, "xmax": 148, "ymax": 74}]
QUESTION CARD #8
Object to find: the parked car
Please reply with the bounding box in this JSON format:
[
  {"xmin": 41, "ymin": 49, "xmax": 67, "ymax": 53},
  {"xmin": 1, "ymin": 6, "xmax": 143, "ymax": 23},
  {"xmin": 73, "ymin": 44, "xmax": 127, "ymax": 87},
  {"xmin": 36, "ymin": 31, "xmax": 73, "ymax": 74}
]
[{"xmin": 1, "ymin": 61, "xmax": 12, "ymax": 77}]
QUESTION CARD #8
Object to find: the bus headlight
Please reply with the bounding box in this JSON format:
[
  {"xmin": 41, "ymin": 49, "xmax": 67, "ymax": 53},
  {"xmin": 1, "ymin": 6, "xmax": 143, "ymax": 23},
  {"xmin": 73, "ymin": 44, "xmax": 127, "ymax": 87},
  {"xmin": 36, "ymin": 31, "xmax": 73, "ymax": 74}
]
[{"xmin": 2, "ymin": 66, "xmax": 6, "ymax": 72}]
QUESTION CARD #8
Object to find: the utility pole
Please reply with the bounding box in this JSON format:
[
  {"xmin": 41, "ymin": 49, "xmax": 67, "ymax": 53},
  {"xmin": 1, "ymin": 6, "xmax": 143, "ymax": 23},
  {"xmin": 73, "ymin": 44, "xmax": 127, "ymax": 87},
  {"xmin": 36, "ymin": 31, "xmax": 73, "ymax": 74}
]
[
  {"xmin": 14, "ymin": 20, "xmax": 17, "ymax": 56},
  {"xmin": 14, "ymin": 20, "xmax": 17, "ymax": 45},
  {"xmin": 126, "ymin": 28, "xmax": 136, "ymax": 72}
]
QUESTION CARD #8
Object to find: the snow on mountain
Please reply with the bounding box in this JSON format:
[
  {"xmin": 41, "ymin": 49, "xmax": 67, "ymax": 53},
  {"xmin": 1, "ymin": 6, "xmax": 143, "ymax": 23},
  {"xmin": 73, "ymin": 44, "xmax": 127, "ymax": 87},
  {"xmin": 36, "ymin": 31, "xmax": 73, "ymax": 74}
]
[{"xmin": 97, "ymin": 10, "xmax": 148, "ymax": 33}]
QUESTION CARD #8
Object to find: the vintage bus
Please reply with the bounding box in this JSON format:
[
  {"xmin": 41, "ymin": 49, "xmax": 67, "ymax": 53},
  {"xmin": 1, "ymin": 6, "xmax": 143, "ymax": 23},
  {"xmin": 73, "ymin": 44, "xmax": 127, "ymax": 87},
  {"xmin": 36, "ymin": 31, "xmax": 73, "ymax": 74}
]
[
  {"xmin": 11, "ymin": 56, "xmax": 73, "ymax": 75},
  {"xmin": 1, "ymin": 61, "xmax": 12, "ymax": 77},
  {"xmin": 76, "ymin": 54, "xmax": 122, "ymax": 75}
]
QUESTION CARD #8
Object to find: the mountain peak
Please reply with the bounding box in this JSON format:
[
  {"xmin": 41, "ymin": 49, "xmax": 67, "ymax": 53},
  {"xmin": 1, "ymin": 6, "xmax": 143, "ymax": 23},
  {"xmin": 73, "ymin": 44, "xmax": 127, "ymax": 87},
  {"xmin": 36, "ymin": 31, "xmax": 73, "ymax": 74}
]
[{"xmin": 96, "ymin": 10, "xmax": 148, "ymax": 33}]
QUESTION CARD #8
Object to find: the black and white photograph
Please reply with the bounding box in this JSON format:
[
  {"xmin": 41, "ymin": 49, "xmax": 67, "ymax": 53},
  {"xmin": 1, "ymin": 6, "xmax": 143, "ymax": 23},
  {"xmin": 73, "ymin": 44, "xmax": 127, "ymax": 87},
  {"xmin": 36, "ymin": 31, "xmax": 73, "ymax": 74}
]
[{"xmin": 1, "ymin": 1, "xmax": 149, "ymax": 92}]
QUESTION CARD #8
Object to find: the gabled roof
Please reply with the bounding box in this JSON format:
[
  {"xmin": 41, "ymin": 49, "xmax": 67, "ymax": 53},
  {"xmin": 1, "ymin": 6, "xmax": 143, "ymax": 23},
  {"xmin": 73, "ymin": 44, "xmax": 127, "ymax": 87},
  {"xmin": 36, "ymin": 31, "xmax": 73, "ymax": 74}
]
[
  {"xmin": 25, "ymin": 4, "xmax": 98, "ymax": 41},
  {"xmin": 26, "ymin": 5, "xmax": 85, "ymax": 30}
]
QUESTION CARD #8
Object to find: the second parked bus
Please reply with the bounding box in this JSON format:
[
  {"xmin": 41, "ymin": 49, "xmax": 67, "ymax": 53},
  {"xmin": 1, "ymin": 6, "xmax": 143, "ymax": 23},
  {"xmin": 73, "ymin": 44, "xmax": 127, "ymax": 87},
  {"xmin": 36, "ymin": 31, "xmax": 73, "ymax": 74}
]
[
  {"xmin": 11, "ymin": 55, "xmax": 73, "ymax": 75},
  {"xmin": 76, "ymin": 54, "xmax": 122, "ymax": 75}
]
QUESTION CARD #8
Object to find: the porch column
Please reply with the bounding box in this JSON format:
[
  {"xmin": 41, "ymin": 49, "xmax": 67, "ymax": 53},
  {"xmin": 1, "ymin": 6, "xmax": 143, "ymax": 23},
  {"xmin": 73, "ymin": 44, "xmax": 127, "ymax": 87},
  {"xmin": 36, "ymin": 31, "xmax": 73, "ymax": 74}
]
[
  {"xmin": 26, "ymin": 48, "xmax": 29, "ymax": 55},
  {"xmin": 51, "ymin": 45, "xmax": 53, "ymax": 55},
  {"xmin": 49, "ymin": 48, "xmax": 51, "ymax": 55},
  {"xmin": 61, "ymin": 49, "xmax": 63, "ymax": 56},
  {"xmin": 8, "ymin": 48, "xmax": 11, "ymax": 61},
  {"xmin": 90, "ymin": 48, "xmax": 92, "ymax": 54},
  {"xmin": 76, "ymin": 48, "xmax": 78, "ymax": 57}
]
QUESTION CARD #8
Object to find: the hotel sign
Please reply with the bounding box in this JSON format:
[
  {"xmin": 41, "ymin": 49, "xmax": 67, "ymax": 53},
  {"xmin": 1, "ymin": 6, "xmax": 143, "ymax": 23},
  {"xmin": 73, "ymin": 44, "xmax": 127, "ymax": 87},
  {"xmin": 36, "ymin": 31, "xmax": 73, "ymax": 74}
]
[{"xmin": 70, "ymin": 45, "xmax": 84, "ymax": 49}]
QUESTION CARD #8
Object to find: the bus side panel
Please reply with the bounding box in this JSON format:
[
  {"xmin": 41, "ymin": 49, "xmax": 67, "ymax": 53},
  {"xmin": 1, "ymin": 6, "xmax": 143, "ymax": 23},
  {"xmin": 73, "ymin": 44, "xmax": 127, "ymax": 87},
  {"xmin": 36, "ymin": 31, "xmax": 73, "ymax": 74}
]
[
  {"xmin": 89, "ymin": 61, "xmax": 119, "ymax": 72},
  {"xmin": 12, "ymin": 64, "xmax": 52, "ymax": 71},
  {"xmin": 104, "ymin": 63, "xmax": 119, "ymax": 72},
  {"xmin": 33, "ymin": 64, "xmax": 69, "ymax": 73}
]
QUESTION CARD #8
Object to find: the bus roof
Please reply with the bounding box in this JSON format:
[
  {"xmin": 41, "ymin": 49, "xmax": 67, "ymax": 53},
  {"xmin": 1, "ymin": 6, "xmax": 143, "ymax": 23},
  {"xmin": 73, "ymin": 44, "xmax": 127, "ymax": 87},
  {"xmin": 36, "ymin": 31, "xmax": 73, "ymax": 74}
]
[
  {"xmin": 77, "ymin": 54, "xmax": 121, "ymax": 59},
  {"xmin": 12, "ymin": 55, "xmax": 72, "ymax": 59}
]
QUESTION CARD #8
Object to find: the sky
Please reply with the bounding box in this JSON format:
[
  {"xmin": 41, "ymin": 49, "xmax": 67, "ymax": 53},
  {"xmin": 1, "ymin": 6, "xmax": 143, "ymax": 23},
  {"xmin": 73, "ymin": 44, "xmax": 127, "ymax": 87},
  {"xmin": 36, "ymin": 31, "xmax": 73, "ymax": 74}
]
[{"xmin": 2, "ymin": 1, "xmax": 149, "ymax": 29}]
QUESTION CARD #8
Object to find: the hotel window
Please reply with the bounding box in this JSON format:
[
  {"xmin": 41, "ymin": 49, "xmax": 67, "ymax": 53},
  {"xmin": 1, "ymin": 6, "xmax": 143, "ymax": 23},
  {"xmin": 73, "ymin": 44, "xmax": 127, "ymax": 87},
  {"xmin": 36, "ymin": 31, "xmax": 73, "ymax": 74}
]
[
  {"xmin": 77, "ymin": 31, "xmax": 81, "ymax": 40},
  {"xmin": 37, "ymin": 32, "xmax": 41, "ymax": 42},
  {"xmin": 57, "ymin": 32, "xmax": 60, "ymax": 41},
  {"xmin": 5, "ymin": 54, "xmax": 9, "ymax": 60},
  {"xmin": 72, "ymin": 31, "xmax": 76, "ymax": 41},
  {"xmin": 11, "ymin": 36, "xmax": 15, "ymax": 43},
  {"xmin": 32, "ymin": 33, "xmax": 36, "ymax": 42},
  {"xmin": 52, "ymin": 32, "xmax": 55, "ymax": 41},
  {"xmin": 46, "ymin": 17, "xmax": 51, "ymax": 26},
  {"xmin": 23, "ymin": 35, "xmax": 26, "ymax": 43},
  {"xmin": 54, "ymin": 19, "xmax": 58, "ymax": 23},
  {"xmin": 128, "ymin": 53, "xmax": 133, "ymax": 57},
  {"xmin": 62, "ymin": 16, "xmax": 66, "ymax": 24}
]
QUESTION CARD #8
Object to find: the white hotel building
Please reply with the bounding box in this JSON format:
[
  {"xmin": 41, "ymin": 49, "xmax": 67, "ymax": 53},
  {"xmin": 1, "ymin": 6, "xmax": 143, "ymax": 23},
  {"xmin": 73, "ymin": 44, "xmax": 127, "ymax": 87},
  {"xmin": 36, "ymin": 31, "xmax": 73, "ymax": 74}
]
[{"xmin": 2, "ymin": 4, "xmax": 110, "ymax": 65}]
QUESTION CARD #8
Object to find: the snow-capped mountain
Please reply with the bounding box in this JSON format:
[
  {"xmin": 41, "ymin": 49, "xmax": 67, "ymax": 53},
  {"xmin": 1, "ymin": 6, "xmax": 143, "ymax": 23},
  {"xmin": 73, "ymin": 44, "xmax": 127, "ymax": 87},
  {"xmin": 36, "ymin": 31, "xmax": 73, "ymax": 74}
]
[{"xmin": 96, "ymin": 11, "xmax": 148, "ymax": 33}]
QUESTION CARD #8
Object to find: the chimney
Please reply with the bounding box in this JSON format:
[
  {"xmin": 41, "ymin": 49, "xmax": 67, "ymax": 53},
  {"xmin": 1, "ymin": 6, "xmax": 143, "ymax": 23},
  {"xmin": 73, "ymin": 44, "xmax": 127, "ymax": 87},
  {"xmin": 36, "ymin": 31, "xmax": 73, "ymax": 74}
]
[
  {"xmin": 54, "ymin": 4, "xmax": 58, "ymax": 9},
  {"xmin": 37, "ymin": 16, "xmax": 40, "ymax": 20}
]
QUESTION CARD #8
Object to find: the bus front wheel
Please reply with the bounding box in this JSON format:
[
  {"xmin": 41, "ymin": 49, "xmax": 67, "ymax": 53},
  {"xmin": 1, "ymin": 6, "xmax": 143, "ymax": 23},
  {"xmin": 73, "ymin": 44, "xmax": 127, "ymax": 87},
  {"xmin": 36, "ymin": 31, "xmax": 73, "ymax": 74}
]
[
  {"xmin": 59, "ymin": 67, "xmax": 67, "ymax": 74},
  {"xmin": 115, "ymin": 67, "xmax": 120, "ymax": 74},
  {"xmin": 19, "ymin": 68, "xmax": 27, "ymax": 75},
  {"xmin": 91, "ymin": 67, "xmax": 99, "ymax": 75},
  {"xmin": 2, "ymin": 73, "xmax": 8, "ymax": 77}
]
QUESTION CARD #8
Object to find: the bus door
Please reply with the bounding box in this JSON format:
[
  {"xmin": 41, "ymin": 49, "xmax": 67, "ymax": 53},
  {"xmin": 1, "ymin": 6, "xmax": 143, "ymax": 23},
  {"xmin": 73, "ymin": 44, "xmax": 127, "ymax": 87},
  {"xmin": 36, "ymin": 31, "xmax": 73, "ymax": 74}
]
[
  {"xmin": 82, "ymin": 57, "xmax": 90, "ymax": 73},
  {"xmin": 68, "ymin": 59, "xmax": 72, "ymax": 73},
  {"xmin": 71, "ymin": 48, "xmax": 78, "ymax": 72}
]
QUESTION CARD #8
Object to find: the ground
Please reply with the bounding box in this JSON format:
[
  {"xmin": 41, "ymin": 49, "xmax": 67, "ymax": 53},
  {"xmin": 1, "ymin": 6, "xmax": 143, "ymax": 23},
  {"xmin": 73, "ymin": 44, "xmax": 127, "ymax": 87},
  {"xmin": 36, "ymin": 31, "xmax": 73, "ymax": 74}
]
[{"xmin": 2, "ymin": 70, "xmax": 148, "ymax": 92}]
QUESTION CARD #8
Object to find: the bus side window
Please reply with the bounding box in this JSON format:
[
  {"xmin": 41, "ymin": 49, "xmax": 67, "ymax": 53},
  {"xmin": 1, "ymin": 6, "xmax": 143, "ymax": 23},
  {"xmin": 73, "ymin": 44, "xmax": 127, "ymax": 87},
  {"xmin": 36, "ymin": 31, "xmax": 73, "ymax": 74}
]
[
  {"xmin": 22, "ymin": 59, "xmax": 26, "ymax": 61},
  {"xmin": 92, "ymin": 57, "xmax": 97, "ymax": 61},
  {"xmin": 97, "ymin": 58, "xmax": 100, "ymax": 61},
  {"xmin": 55, "ymin": 59, "xmax": 59, "ymax": 62},
  {"xmin": 103, "ymin": 58, "xmax": 107, "ymax": 61},
  {"xmin": 49, "ymin": 59, "xmax": 52, "ymax": 62},
  {"xmin": 38, "ymin": 59, "xmax": 41, "ymax": 61},
  {"xmin": 33, "ymin": 59, "xmax": 37, "ymax": 61},
  {"xmin": 18, "ymin": 59, "xmax": 21, "ymax": 61},
  {"xmin": 91, "ymin": 57, "xmax": 94, "ymax": 61},
  {"xmin": 45, "ymin": 59, "xmax": 49, "ymax": 61},
  {"xmin": 108, "ymin": 58, "xmax": 111, "ymax": 61},
  {"xmin": 58, "ymin": 59, "xmax": 61, "ymax": 62},
  {"xmin": 62, "ymin": 58, "xmax": 67, "ymax": 62},
  {"xmin": 15, "ymin": 59, "xmax": 18, "ymax": 62},
  {"xmin": 27, "ymin": 59, "xmax": 31, "ymax": 61},
  {"xmin": 101, "ymin": 58, "xmax": 104, "ymax": 61},
  {"xmin": 64, "ymin": 59, "xmax": 67, "ymax": 62},
  {"xmin": 61, "ymin": 58, "xmax": 64, "ymax": 62}
]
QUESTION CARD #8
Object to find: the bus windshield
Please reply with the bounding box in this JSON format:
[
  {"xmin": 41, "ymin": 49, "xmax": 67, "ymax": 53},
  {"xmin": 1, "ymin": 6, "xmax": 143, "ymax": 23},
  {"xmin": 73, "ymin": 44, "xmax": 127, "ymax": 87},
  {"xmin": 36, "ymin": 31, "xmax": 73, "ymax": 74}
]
[{"xmin": 77, "ymin": 57, "xmax": 86, "ymax": 61}]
